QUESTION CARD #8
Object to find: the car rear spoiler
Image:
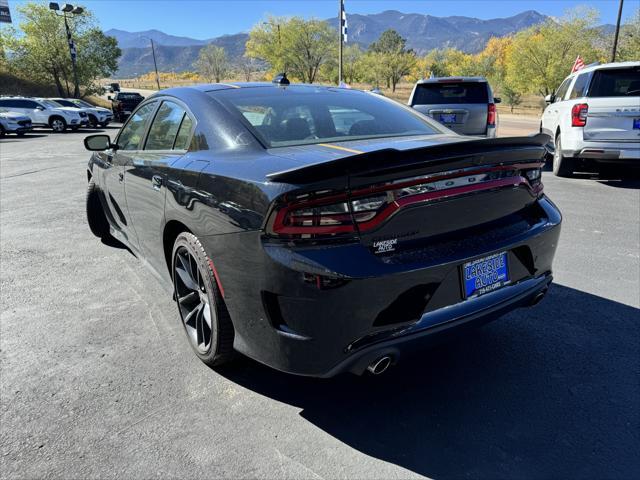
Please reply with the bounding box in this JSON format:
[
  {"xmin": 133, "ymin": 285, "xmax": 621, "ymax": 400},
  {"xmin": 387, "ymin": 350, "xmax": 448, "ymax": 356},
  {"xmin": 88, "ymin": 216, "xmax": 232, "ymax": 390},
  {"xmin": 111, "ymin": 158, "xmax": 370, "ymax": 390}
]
[{"xmin": 267, "ymin": 133, "xmax": 552, "ymax": 184}]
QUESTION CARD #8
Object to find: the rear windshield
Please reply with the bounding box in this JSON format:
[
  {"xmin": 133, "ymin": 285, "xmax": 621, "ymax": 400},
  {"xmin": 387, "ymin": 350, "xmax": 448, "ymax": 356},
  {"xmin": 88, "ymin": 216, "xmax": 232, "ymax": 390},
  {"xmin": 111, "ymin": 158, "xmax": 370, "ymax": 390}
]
[
  {"xmin": 117, "ymin": 93, "xmax": 142, "ymax": 99},
  {"xmin": 412, "ymin": 82, "xmax": 489, "ymax": 105},
  {"xmin": 588, "ymin": 67, "xmax": 640, "ymax": 97},
  {"xmin": 211, "ymin": 86, "xmax": 441, "ymax": 148}
]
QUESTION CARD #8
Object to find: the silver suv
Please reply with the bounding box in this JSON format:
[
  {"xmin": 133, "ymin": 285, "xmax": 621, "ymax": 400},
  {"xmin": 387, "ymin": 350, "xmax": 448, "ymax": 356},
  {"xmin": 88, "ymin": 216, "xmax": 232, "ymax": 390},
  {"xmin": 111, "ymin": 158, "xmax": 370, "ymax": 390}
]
[
  {"xmin": 0, "ymin": 97, "xmax": 83, "ymax": 133},
  {"xmin": 408, "ymin": 77, "xmax": 499, "ymax": 137}
]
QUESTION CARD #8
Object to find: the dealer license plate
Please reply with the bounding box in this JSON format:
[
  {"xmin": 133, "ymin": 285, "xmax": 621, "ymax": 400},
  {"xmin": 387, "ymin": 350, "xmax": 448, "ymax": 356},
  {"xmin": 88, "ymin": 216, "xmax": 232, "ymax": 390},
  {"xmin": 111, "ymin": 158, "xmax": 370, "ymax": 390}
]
[
  {"xmin": 439, "ymin": 113, "xmax": 457, "ymax": 124},
  {"xmin": 462, "ymin": 252, "xmax": 509, "ymax": 298},
  {"xmin": 633, "ymin": 118, "xmax": 640, "ymax": 129}
]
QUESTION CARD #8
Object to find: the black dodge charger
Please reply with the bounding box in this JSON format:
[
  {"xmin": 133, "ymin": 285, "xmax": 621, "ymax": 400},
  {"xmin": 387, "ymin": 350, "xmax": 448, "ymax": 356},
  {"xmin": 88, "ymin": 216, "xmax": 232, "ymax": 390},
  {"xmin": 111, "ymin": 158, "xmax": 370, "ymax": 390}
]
[{"xmin": 84, "ymin": 83, "xmax": 561, "ymax": 377}]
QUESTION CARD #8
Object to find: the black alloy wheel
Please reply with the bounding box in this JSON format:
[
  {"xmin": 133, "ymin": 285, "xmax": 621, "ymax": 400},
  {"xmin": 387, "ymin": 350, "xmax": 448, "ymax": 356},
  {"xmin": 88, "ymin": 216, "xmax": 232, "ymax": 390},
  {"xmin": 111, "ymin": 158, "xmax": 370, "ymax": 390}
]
[{"xmin": 172, "ymin": 232, "xmax": 235, "ymax": 366}]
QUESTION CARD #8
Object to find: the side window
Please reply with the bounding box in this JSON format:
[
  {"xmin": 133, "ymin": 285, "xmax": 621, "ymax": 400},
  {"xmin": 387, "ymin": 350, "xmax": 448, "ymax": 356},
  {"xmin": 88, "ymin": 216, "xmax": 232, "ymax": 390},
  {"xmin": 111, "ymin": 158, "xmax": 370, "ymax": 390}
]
[
  {"xmin": 569, "ymin": 73, "xmax": 589, "ymax": 99},
  {"xmin": 26, "ymin": 101, "xmax": 41, "ymax": 109},
  {"xmin": 554, "ymin": 78, "xmax": 571, "ymax": 102},
  {"xmin": 0, "ymin": 100, "xmax": 10, "ymax": 108},
  {"xmin": 117, "ymin": 102, "xmax": 157, "ymax": 151},
  {"xmin": 173, "ymin": 115, "xmax": 194, "ymax": 150},
  {"xmin": 145, "ymin": 101, "xmax": 187, "ymax": 151}
]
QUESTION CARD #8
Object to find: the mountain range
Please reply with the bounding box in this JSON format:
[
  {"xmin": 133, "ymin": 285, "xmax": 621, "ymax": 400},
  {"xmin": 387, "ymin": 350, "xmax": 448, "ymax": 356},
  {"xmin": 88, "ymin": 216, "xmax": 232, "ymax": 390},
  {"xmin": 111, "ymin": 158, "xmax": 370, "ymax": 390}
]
[{"xmin": 107, "ymin": 10, "xmax": 551, "ymax": 77}]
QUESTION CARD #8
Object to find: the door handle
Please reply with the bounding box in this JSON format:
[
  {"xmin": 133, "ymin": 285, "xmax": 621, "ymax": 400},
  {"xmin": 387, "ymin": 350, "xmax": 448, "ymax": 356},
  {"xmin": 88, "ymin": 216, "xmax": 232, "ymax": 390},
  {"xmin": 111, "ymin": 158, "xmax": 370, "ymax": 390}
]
[{"xmin": 151, "ymin": 175, "xmax": 163, "ymax": 190}]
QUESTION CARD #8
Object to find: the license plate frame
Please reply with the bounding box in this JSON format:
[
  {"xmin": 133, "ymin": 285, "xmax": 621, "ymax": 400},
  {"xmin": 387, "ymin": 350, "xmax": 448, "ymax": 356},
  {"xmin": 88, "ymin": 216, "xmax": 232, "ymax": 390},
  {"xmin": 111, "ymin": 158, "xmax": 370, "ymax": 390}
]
[
  {"xmin": 439, "ymin": 113, "xmax": 457, "ymax": 124},
  {"xmin": 462, "ymin": 252, "xmax": 510, "ymax": 299},
  {"xmin": 633, "ymin": 118, "xmax": 640, "ymax": 130}
]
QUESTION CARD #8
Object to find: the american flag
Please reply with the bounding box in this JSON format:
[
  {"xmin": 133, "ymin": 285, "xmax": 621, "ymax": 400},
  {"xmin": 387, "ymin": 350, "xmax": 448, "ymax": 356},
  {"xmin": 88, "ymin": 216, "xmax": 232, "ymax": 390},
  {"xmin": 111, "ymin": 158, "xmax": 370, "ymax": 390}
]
[
  {"xmin": 341, "ymin": 0, "xmax": 348, "ymax": 43},
  {"xmin": 571, "ymin": 55, "xmax": 585, "ymax": 73}
]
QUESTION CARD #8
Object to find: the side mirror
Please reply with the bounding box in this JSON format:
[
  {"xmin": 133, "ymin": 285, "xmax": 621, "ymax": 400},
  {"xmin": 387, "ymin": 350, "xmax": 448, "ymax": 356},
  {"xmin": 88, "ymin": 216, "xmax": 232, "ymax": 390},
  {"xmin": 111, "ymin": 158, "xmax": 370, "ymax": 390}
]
[
  {"xmin": 107, "ymin": 96, "xmax": 112, "ymax": 100},
  {"xmin": 544, "ymin": 94, "xmax": 554, "ymax": 104},
  {"xmin": 84, "ymin": 134, "xmax": 115, "ymax": 151},
  {"xmin": 35, "ymin": 106, "xmax": 45, "ymax": 111},
  {"xmin": 494, "ymin": 97, "xmax": 502, "ymax": 104}
]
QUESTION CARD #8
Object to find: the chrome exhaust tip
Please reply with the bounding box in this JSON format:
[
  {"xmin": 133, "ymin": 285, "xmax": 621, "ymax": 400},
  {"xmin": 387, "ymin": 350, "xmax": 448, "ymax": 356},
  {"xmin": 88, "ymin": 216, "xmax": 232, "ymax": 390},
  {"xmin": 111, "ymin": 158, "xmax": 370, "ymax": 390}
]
[
  {"xmin": 530, "ymin": 288, "xmax": 548, "ymax": 307},
  {"xmin": 367, "ymin": 356, "xmax": 392, "ymax": 375}
]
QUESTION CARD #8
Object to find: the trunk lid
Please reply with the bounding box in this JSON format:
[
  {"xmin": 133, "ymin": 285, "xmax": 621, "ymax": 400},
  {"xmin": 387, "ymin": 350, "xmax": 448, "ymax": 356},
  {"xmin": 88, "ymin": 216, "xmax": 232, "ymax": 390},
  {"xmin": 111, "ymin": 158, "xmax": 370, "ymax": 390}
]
[
  {"xmin": 266, "ymin": 134, "xmax": 548, "ymax": 252},
  {"xmin": 413, "ymin": 103, "xmax": 488, "ymax": 135},
  {"xmin": 583, "ymin": 64, "xmax": 640, "ymax": 142},
  {"xmin": 583, "ymin": 97, "xmax": 640, "ymax": 142}
]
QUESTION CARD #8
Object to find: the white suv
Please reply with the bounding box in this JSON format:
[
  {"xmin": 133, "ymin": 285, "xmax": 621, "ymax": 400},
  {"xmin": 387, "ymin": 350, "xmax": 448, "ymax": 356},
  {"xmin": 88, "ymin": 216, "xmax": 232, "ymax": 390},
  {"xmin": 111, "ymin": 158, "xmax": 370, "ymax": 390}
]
[
  {"xmin": 0, "ymin": 97, "xmax": 83, "ymax": 133},
  {"xmin": 50, "ymin": 98, "xmax": 113, "ymax": 128},
  {"xmin": 541, "ymin": 61, "xmax": 640, "ymax": 177}
]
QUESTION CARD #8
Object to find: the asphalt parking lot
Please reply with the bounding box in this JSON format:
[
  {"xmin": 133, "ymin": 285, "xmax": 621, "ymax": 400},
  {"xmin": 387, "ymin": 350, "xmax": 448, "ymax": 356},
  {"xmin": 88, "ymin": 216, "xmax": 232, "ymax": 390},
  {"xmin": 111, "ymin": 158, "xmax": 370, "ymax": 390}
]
[{"xmin": 1, "ymin": 127, "xmax": 639, "ymax": 479}]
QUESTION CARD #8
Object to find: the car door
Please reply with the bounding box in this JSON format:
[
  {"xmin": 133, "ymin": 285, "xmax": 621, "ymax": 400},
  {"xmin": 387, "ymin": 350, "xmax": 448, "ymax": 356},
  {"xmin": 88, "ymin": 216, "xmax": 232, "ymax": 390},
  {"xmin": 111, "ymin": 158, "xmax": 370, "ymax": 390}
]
[
  {"xmin": 102, "ymin": 101, "xmax": 159, "ymax": 249},
  {"xmin": 124, "ymin": 99, "xmax": 195, "ymax": 275},
  {"xmin": 544, "ymin": 78, "xmax": 572, "ymax": 139}
]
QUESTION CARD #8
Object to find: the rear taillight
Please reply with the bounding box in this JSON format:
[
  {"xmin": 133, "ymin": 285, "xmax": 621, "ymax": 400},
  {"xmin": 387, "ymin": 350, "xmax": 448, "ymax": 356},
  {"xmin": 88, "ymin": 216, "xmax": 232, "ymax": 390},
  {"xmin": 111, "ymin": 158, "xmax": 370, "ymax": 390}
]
[
  {"xmin": 268, "ymin": 164, "xmax": 544, "ymax": 239},
  {"xmin": 487, "ymin": 103, "xmax": 496, "ymax": 126},
  {"xmin": 571, "ymin": 103, "xmax": 588, "ymax": 127}
]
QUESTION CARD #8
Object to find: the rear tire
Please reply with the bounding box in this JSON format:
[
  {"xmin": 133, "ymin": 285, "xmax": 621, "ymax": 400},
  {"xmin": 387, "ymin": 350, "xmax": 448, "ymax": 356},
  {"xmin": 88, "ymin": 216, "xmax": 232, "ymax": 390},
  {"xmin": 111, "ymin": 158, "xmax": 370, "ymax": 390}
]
[
  {"xmin": 0, "ymin": 125, "xmax": 5, "ymax": 137},
  {"xmin": 172, "ymin": 232, "xmax": 235, "ymax": 367},
  {"xmin": 552, "ymin": 134, "xmax": 574, "ymax": 177},
  {"xmin": 86, "ymin": 180, "xmax": 111, "ymax": 238},
  {"xmin": 49, "ymin": 116, "xmax": 67, "ymax": 133}
]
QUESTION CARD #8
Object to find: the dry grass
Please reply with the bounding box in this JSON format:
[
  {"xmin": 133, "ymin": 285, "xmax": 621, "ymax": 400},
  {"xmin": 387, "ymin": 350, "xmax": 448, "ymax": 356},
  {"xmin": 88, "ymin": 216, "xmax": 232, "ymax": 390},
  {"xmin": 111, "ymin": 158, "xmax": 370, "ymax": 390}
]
[{"xmin": 86, "ymin": 95, "xmax": 111, "ymax": 109}]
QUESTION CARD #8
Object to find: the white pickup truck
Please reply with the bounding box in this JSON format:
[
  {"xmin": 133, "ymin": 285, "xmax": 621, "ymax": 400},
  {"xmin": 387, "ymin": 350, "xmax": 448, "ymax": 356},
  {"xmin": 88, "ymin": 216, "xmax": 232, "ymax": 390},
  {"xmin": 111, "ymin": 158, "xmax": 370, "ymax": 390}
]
[{"xmin": 541, "ymin": 61, "xmax": 640, "ymax": 177}]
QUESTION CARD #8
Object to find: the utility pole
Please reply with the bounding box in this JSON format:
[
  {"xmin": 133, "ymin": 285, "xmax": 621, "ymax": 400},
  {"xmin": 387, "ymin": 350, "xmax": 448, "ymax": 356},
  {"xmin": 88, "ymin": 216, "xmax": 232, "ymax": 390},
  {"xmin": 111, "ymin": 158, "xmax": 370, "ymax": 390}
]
[
  {"xmin": 338, "ymin": 0, "xmax": 344, "ymax": 85},
  {"xmin": 149, "ymin": 38, "xmax": 161, "ymax": 90},
  {"xmin": 611, "ymin": 0, "xmax": 624, "ymax": 62}
]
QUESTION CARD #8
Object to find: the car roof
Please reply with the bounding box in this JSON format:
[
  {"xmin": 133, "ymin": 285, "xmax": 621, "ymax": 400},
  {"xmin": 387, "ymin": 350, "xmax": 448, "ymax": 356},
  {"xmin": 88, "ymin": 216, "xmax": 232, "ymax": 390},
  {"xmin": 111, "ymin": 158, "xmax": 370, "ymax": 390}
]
[
  {"xmin": 565, "ymin": 60, "xmax": 640, "ymax": 79},
  {"xmin": 416, "ymin": 76, "xmax": 488, "ymax": 84},
  {"xmin": 184, "ymin": 82, "xmax": 359, "ymax": 93}
]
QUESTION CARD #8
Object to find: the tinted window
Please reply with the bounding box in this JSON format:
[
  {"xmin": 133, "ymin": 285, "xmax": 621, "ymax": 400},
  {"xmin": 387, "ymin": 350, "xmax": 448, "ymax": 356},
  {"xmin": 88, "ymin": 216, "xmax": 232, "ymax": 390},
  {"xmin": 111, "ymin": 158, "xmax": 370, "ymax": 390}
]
[
  {"xmin": 117, "ymin": 102, "xmax": 157, "ymax": 151},
  {"xmin": 412, "ymin": 82, "xmax": 489, "ymax": 105},
  {"xmin": 569, "ymin": 73, "xmax": 590, "ymax": 99},
  {"xmin": 54, "ymin": 99, "xmax": 76, "ymax": 108},
  {"xmin": 555, "ymin": 78, "xmax": 572, "ymax": 101},
  {"xmin": 212, "ymin": 87, "xmax": 440, "ymax": 148},
  {"xmin": 173, "ymin": 115, "xmax": 193, "ymax": 150},
  {"xmin": 145, "ymin": 102, "xmax": 186, "ymax": 150},
  {"xmin": 117, "ymin": 93, "xmax": 142, "ymax": 100},
  {"xmin": 0, "ymin": 100, "xmax": 13, "ymax": 108},
  {"xmin": 588, "ymin": 67, "xmax": 640, "ymax": 97}
]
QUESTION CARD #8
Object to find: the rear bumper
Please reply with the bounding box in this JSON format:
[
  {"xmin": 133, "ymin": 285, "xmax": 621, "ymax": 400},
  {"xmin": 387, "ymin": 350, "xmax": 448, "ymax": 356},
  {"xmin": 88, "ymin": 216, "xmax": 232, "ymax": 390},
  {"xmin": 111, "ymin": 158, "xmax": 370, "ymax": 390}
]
[
  {"xmin": 321, "ymin": 273, "xmax": 553, "ymax": 377},
  {"xmin": 202, "ymin": 196, "xmax": 562, "ymax": 377},
  {"xmin": 561, "ymin": 137, "xmax": 640, "ymax": 161}
]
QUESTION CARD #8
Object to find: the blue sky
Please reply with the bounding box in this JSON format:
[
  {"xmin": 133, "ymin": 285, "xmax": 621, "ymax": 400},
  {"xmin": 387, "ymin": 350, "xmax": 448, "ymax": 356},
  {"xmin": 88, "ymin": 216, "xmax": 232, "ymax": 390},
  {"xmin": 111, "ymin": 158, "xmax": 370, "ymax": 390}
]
[{"xmin": 4, "ymin": 0, "xmax": 634, "ymax": 38}]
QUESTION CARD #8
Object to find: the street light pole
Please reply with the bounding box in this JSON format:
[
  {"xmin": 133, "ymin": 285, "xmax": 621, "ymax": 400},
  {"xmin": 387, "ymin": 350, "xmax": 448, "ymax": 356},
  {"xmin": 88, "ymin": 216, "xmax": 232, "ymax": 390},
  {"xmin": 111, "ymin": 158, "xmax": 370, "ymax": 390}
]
[
  {"xmin": 611, "ymin": 0, "xmax": 624, "ymax": 62},
  {"xmin": 62, "ymin": 14, "xmax": 80, "ymax": 98},
  {"xmin": 49, "ymin": 3, "xmax": 84, "ymax": 98}
]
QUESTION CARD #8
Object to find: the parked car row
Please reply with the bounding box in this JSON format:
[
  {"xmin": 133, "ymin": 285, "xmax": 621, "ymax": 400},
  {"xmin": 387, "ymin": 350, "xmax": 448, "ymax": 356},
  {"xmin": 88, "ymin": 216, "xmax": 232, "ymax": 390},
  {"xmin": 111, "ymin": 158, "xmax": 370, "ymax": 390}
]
[{"xmin": 0, "ymin": 96, "xmax": 114, "ymax": 135}]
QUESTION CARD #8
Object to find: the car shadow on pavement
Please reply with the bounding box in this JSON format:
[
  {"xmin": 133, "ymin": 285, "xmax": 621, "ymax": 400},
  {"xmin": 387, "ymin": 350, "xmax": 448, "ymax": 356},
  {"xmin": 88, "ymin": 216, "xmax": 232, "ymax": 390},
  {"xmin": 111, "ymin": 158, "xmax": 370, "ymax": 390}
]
[
  {"xmin": 0, "ymin": 134, "xmax": 49, "ymax": 142},
  {"xmin": 217, "ymin": 283, "xmax": 639, "ymax": 479}
]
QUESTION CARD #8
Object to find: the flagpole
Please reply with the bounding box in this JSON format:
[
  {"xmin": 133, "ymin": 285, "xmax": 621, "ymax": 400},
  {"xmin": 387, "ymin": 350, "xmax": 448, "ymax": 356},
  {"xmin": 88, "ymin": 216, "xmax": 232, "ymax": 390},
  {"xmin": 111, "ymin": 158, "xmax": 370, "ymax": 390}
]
[
  {"xmin": 611, "ymin": 0, "xmax": 624, "ymax": 62},
  {"xmin": 338, "ymin": 0, "xmax": 343, "ymax": 85}
]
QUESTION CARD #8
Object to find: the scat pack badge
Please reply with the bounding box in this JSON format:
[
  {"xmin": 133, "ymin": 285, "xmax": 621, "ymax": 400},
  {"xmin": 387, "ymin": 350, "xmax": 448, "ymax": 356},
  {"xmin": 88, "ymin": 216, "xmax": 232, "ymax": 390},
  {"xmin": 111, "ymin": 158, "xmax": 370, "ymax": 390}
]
[{"xmin": 372, "ymin": 238, "xmax": 398, "ymax": 254}]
